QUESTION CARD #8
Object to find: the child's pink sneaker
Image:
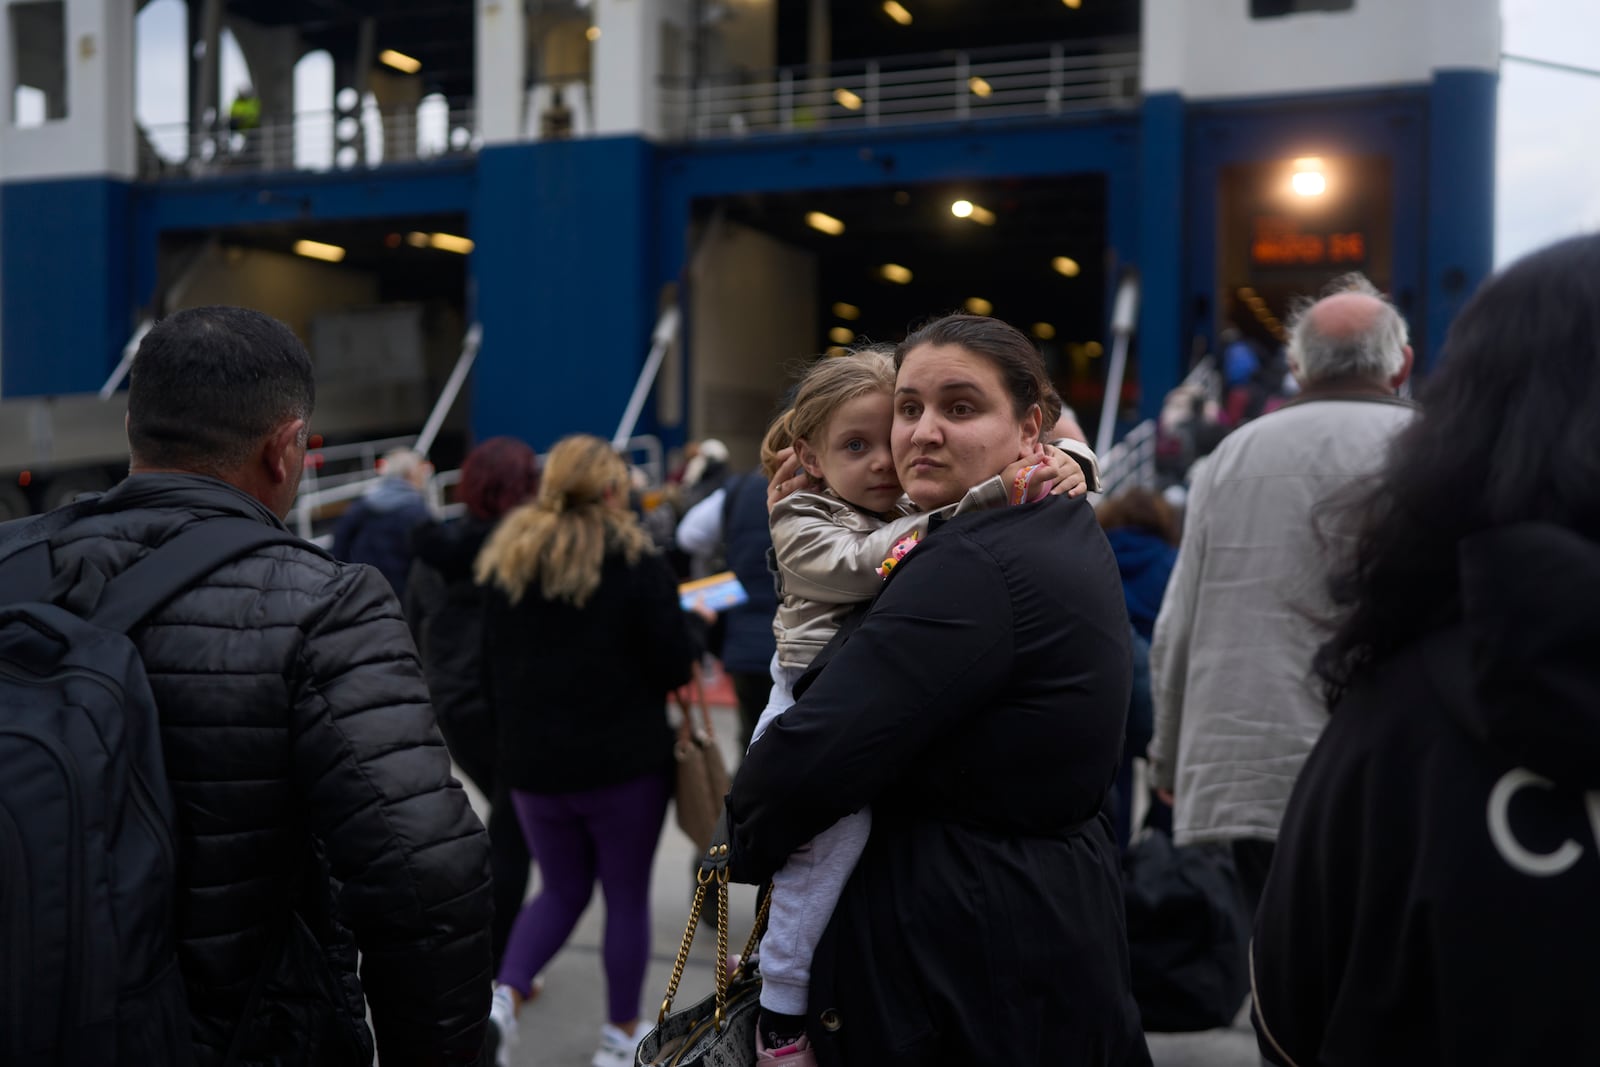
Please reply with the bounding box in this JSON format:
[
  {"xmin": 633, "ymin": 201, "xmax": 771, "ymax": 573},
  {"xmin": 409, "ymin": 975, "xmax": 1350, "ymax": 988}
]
[{"xmin": 756, "ymin": 1031, "xmax": 818, "ymax": 1066}]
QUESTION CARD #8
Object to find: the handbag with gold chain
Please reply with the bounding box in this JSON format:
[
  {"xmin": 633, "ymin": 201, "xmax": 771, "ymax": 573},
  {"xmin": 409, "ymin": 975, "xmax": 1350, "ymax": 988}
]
[{"xmin": 637, "ymin": 813, "xmax": 772, "ymax": 1067}]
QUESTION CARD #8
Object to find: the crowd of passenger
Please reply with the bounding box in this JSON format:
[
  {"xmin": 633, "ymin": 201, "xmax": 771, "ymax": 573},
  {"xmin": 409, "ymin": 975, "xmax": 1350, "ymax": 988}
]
[{"xmin": 3, "ymin": 232, "xmax": 1598, "ymax": 1067}]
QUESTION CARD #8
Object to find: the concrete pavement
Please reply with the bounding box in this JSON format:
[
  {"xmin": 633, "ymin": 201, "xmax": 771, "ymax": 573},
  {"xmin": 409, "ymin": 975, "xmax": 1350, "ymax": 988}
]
[{"xmin": 466, "ymin": 703, "xmax": 1258, "ymax": 1067}]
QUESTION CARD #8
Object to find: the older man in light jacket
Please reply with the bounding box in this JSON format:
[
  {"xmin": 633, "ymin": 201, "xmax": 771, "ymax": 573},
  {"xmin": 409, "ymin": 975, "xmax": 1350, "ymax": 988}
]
[{"xmin": 1149, "ymin": 274, "xmax": 1417, "ymax": 915}]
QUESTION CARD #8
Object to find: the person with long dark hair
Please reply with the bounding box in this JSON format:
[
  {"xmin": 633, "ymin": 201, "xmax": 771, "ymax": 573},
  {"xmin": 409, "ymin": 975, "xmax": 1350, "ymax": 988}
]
[{"xmin": 1252, "ymin": 234, "xmax": 1600, "ymax": 1065}]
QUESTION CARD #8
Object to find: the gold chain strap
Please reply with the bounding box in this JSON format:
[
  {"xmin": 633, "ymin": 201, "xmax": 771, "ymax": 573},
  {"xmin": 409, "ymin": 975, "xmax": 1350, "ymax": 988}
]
[
  {"xmin": 657, "ymin": 844, "xmax": 776, "ymax": 1031},
  {"xmin": 659, "ymin": 868, "xmax": 714, "ymax": 1024},
  {"xmin": 713, "ymin": 873, "xmax": 731, "ymax": 1030}
]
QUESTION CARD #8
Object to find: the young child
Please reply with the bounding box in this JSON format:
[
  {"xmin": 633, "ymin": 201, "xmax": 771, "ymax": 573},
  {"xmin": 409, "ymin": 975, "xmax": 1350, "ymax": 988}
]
[{"xmin": 748, "ymin": 348, "xmax": 1085, "ymax": 1063}]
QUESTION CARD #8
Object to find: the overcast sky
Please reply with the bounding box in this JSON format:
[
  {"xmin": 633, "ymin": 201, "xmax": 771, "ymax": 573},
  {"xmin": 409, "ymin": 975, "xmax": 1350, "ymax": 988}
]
[
  {"xmin": 126, "ymin": 0, "xmax": 1597, "ymax": 267},
  {"xmin": 1496, "ymin": 0, "xmax": 1600, "ymax": 265}
]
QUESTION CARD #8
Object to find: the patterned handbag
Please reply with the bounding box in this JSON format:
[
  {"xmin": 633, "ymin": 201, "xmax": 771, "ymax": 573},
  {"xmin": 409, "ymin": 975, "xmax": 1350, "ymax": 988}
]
[{"xmin": 637, "ymin": 818, "xmax": 772, "ymax": 1067}]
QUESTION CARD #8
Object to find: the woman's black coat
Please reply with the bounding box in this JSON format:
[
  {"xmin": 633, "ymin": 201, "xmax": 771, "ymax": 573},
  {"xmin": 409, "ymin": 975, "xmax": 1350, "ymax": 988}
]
[
  {"xmin": 483, "ymin": 547, "xmax": 696, "ymax": 795},
  {"xmin": 727, "ymin": 496, "xmax": 1151, "ymax": 1067}
]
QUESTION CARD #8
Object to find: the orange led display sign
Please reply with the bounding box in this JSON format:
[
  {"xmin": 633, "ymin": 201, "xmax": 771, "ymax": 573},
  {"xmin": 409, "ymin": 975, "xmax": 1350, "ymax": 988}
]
[{"xmin": 1251, "ymin": 216, "xmax": 1367, "ymax": 267}]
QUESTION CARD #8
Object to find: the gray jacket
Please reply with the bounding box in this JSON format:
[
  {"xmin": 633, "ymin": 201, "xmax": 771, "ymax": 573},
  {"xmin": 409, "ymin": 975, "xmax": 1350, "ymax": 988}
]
[{"xmin": 1149, "ymin": 395, "xmax": 1415, "ymax": 846}]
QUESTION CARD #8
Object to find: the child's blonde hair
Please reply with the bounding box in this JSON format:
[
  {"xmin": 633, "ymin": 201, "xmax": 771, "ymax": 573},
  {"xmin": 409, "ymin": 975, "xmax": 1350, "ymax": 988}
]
[
  {"xmin": 760, "ymin": 348, "xmax": 897, "ymax": 479},
  {"xmin": 475, "ymin": 434, "xmax": 652, "ymax": 607}
]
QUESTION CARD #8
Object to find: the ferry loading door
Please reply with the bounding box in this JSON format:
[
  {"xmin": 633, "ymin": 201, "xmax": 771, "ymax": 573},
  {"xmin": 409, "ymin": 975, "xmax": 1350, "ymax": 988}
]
[{"xmin": 1216, "ymin": 155, "xmax": 1393, "ymax": 354}]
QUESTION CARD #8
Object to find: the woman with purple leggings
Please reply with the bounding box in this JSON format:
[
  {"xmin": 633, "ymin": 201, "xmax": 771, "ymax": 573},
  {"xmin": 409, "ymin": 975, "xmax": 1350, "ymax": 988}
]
[{"xmin": 475, "ymin": 434, "xmax": 698, "ymax": 1067}]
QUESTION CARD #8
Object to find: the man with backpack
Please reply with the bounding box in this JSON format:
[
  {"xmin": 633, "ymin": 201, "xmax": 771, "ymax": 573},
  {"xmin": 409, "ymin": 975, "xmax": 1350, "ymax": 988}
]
[{"xmin": 0, "ymin": 306, "xmax": 492, "ymax": 1065}]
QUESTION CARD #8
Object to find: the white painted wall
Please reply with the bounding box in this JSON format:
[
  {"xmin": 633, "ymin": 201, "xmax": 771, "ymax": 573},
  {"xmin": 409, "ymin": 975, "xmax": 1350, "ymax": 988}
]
[
  {"xmin": 1142, "ymin": 0, "xmax": 1499, "ymax": 100},
  {"xmin": 0, "ymin": 0, "xmax": 136, "ymax": 180},
  {"xmin": 592, "ymin": 0, "xmax": 693, "ymax": 138},
  {"xmin": 593, "ymin": 0, "xmax": 660, "ymax": 136},
  {"xmin": 477, "ymin": 0, "xmax": 526, "ymax": 143},
  {"xmin": 689, "ymin": 220, "xmax": 817, "ymax": 469}
]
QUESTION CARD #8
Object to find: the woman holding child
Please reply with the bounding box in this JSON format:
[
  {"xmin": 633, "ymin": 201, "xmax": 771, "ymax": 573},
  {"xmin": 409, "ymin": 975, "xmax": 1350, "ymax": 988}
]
[{"xmin": 727, "ymin": 315, "xmax": 1151, "ymax": 1066}]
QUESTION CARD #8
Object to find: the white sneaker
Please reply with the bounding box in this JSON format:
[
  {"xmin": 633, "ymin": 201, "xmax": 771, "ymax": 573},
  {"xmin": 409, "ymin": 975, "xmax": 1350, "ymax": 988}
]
[
  {"xmin": 487, "ymin": 984, "xmax": 519, "ymax": 1067},
  {"xmin": 592, "ymin": 1022, "xmax": 639, "ymax": 1067}
]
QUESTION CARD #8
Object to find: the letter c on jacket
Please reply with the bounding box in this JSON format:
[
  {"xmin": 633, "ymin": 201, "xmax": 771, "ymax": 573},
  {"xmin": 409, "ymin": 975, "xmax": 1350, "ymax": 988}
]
[{"xmin": 1487, "ymin": 768, "xmax": 1584, "ymax": 877}]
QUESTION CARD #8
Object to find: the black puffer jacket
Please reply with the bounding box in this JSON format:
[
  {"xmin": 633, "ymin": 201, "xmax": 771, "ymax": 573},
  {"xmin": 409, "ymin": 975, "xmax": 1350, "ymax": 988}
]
[{"xmin": 43, "ymin": 474, "xmax": 492, "ymax": 1067}]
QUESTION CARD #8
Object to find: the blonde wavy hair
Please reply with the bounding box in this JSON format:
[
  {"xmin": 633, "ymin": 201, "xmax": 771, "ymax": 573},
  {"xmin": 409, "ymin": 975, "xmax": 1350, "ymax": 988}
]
[
  {"xmin": 475, "ymin": 434, "xmax": 653, "ymax": 607},
  {"xmin": 760, "ymin": 347, "xmax": 897, "ymax": 479}
]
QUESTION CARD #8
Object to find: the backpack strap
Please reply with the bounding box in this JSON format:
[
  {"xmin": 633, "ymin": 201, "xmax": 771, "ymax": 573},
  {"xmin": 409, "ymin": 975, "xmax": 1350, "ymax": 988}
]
[
  {"xmin": 89, "ymin": 517, "xmax": 315, "ymax": 634},
  {"xmin": 0, "ymin": 497, "xmax": 108, "ymax": 606},
  {"xmin": 0, "ymin": 540, "xmax": 52, "ymax": 605}
]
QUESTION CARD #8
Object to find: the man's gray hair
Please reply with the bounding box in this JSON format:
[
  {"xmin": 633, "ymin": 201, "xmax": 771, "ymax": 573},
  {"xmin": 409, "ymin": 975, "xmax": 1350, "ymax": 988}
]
[{"xmin": 1285, "ymin": 273, "xmax": 1409, "ymax": 385}]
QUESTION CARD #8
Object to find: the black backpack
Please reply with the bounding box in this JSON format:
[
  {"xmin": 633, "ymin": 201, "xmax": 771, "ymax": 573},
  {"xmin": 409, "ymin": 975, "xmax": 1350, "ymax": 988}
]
[{"xmin": 0, "ymin": 513, "xmax": 308, "ymax": 1066}]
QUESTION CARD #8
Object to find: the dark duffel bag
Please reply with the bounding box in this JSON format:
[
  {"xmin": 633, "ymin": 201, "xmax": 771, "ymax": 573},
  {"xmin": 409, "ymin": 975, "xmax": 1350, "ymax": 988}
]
[{"xmin": 1123, "ymin": 826, "xmax": 1250, "ymax": 1032}]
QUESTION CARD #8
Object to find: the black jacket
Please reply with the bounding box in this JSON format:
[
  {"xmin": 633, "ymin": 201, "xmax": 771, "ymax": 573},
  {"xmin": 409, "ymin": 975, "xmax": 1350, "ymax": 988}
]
[
  {"xmin": 330, "ymin": 482, "xmax": 430, "ymax": 601},
  {"xmin": 484, "ymin": 547, "xmax": 696, "ymax": 794},
  {"xmin": 1253, "ymin": 522, "xmax": 1600, "ymax": 1066},
  {"xmin": 719, "ymin": 472, "xmax": 779, "ymax": 675},
  {"xmin": 41, "ymin": 475, "xmax": 492, "ymax": 1067},
  {"xmin": 406, "ymin": 517, "xmax": 497, "ymax": 791},
  {"xmin": 727, "ymin": 496, "xmax": 1150, "ymax": 1067}
]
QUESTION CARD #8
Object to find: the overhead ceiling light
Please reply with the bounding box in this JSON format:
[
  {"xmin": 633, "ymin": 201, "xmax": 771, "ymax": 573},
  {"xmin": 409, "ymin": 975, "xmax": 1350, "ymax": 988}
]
[
  {"xmin": 293, "ymin": 239, "xmax": 345, "ymax": 263},
  {"xmin": 951, "ymin": 199, "xmax": 995, "ymax": 225},
  {"xmin": 833, "ymin": 301, "xmax": 862, "ymax": 320},
  {"xmin": 429, "ymin": 232, "xmax": 475, "ymax": 255},
  {"xmin": 806, "ymin": 210, "xmax": 845, "ymax": 236},
  {"xmin": 1291, "ymin": 156, "xmax": 1327, "ymax": 197},
  {"xmin": 379, "ymin": 49, "xmax": 421, "ymax": 74},
  {"xmin": 1052, "ymin": 255, "xmax": 1081, "ymax": 277},
  {"xmin": 826, "ymin": 346, "xmax": 850, "ymax": 357},
  {"xmin": 1291, "ymin": 170, "xmax": 1327, "ymax": 197},
  {"xmin": 879, "ymin": 263, "xmax": 913, "ymax": 285},
  {"xmin": 829, "ymin": 326, "xmax": 856, "ymax": 345},
  {"xmin": 1063, "ymin": 0, "xmax": 1082, "ymax": 8},
  {"xmin": 968, "ymin": 76, "xmax": 993, "ymax": 98},
  {"xmin": 1032, "ymin": 322, "xmax": 1057, "ymax": 340},
  {"xmin": 586, "ymin": 26, "xmax": 601, "ymax": 41},
  {"xmin": 964, "ymin": 297, "xmax": 993, "ymax": 316},
  {"xmin": 1085, "ymin": 341, "xmax": 1104, "ymax": 357},
  {"xmin": 834, "ymin": 87, "xmax": 863, "ymax": 111},
  {"xmin": 405, "ymin": 231, "xmax": 431, "ymax": 248},
  {"xmin": 882, "ymin": 1, "xmax": 913, "ymax": 25}
]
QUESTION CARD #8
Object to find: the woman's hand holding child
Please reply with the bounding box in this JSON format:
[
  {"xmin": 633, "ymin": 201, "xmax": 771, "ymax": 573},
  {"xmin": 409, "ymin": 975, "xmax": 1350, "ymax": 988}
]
[
  {"xmin": 766, "ymin": 447, "xmax": 816, "ymax": 512},
  {"xmin": 1002, "ymin": 445, "xmax": 1088, "ymax": 505}
]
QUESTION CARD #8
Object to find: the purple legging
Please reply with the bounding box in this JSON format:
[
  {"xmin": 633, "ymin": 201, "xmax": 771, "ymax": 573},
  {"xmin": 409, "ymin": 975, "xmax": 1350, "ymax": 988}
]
[{"xmin": 497, "ymin": 772, "xmax": 671, "ymax": 1024}]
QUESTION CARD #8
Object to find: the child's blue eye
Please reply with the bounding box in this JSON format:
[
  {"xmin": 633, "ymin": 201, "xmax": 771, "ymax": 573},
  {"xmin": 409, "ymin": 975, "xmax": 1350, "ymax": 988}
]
[{"xmin": 846, "ymin": 439, "xmax": 867, "ymax": 453}]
